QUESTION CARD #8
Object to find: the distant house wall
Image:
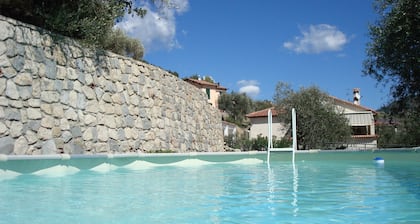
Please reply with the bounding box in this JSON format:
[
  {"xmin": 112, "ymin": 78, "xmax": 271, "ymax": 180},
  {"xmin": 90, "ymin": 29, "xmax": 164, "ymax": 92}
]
[
  {"xmin": 333, "ymin": 98, "xmax": 377, "ymax": 149},
  {"xmin": 208, "ymin": 88, "xmax": 223, "ymax": 108},
  {"xmin": 246, "ymin": 108, "xmax": 288, "ymax": 140},
  {"xmin": 248, "ymin": 116, "xmax": 288, "ymax": 140},
  {"xmin": 246, "ymin": 99, "xmax": 378, "ymax": 150},
  {"xmin": 184, "ymin": 79, "xmax": 227, "ymax": 109}
]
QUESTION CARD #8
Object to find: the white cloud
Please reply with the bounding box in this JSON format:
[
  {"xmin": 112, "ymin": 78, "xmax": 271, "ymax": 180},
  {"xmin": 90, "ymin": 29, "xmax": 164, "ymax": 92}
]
[
  {"xmin": 237, "ymin": 80, "xmax": 260, "ymax": 98},
  {"xmin": 115, "ymin": 0, "xmax": 189, "ymax": 53},
  {"xmin": 283, "ymin": 24, "xmax": 348, "ymax": 54}
]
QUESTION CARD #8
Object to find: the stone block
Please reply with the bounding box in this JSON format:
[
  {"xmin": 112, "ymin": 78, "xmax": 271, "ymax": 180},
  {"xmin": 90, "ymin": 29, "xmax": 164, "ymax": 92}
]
[
  {"xmin": 41, "ymin": 139, "xmax": 57, "ymax": 154},
  {"xmin": 14, "ymin": 136, "xmax": 28, "ymax": 154},
  {"xmin": 6, "ymin": 79, "xmax": 19, "ymax": 100},
  {"xmin": 0, "ymin": 136, "xmax": 14, "ymax": 154}
]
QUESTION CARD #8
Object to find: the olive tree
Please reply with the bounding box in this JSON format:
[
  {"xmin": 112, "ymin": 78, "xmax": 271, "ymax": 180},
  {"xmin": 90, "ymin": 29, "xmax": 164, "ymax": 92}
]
[
  {"xmin": 218, "ymin": 92, "xmax": 253, "ymax": 125},
  {"xmin": 363, "ymin": 0, "xmax": 419, "ymax": 111},
  {"xmin": 363, "ymin": 0, "xmax": 420, "ymax": 146},
  {"xmin": 273, "ymin": 82, "xmax": 351, "ymax": 150},
  {"xmin": 0, "ymin": 0, "xmax": 154, "ymax": 60}
]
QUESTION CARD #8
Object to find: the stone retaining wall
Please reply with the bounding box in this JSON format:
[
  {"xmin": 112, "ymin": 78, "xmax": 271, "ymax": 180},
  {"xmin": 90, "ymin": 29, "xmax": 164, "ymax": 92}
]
[{"xmin": 0, "ymin": 15, "xmax": 224, "ymax": 155}]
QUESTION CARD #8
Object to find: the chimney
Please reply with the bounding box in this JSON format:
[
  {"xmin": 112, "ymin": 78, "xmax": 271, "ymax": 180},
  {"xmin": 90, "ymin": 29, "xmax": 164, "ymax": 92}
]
[{"xmin": 353, "ymin": 88, "xmax": 360, "ymax": 105}]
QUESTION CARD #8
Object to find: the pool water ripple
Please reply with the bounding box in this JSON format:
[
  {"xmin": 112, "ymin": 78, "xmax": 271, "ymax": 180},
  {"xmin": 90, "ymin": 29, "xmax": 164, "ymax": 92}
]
[{"xmin": 0, "ymin": 153, "xmax": 419, "ymax": 223}]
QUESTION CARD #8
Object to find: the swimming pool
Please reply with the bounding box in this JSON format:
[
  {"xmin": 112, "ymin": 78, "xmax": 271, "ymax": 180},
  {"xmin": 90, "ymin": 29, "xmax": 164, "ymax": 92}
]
[{"xmin": 0, "ymin": 150, "xmax": 419, "ymax": 223}]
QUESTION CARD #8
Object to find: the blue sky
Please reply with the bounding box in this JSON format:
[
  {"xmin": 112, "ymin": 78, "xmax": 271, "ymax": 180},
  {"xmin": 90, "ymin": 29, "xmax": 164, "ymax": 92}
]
[{"xmin": 116, "ymin": 0, "xmax": 389, "ymax": 110}]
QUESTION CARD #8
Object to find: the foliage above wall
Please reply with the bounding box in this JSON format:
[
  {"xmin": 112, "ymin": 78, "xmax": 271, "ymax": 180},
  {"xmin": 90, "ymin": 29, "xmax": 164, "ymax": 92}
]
[{"xmin": 0, "ymin": 0, "xmax": 145, "ymax": 60}]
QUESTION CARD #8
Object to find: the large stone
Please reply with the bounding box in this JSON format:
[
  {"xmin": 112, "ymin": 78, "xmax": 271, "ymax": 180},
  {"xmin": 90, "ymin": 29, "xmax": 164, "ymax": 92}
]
[
  {"xmin": 26, "ymin": 108, "xmax": 42, "ymax": 120},
  {"xmin": 109, "ymin": 139, "xmax": 120, "ymax": 152},
  {"xmin": 41, "ymin": 91, "xmax": 59, "ymax": 103},
  {"xmin": 6, "ymin": 79, "xmax": 19, "ymax": 100},
  {"xmin": 41, "ymin": 77, "xmax": 55, "ymax": 90},
  {"xmin": 9, "ymin": 121, "xmax": 23, "ymax": 137},
  {"xmin": 82, "ymin": 127, "xmax": 94, "ymax": 141},
  {"xmin": 111, "ymin": 93, "xmax": 125, "ymax": 104},
  {"xmin": 0, "ymin": 122, "xmax": 7, "ymax": 135},
  {"xmin": 84, "ymin": 114, "xmax": 97, "ymax": 126},
  {"xmin": 32, "ymin": 79, "xmax": 41, "ymax": 98},
  {"xmin": 6, "ymin": 39, "xmax": 24, "ymax": 58},
  {"xmin": 11, "ymin": 55, "xmax": 25, "ymax": 72},
  {"xmin": 14, "ymin": 136, "xmax": 28, "ymax": 155},
  {"xmin": 45, "ymin": 59, "xmax": 57, "ymax": 79},
  {"xmin": 53, "ymin": 45, "xmax": 67, "ymax": 66},
  {"xmin": 0, "ymin": 78, "xmax": 6, "ymax": 95},
  {"xmin": 70, "ymin": 126, "xmax": 82, "ymax": 138},
  {"xmin": 62, "ymin": 130, "xmax": 73, "ymax": 143},
  {"xmin": 68, "ymin": 91, "xmax": 78, "ymax": 108},
  {"xmin": 25, "ymin": 130, "xmax": 38, "ymax": 145},
  {"xmin": 77, "ymin": 93, "xmax": 86, "ymax": 109},
  {"xmin": 0, "ymin": 20, "xmax": 14, "ymax": 41},
  {"xmin": 27, "ymin": 120, "xmax": 41, "ymax": 132},
  {"xmin": 108, "ymin": 129, "xmax": 119, "ymax": 140},
  {"xmin": 52, "ymin": 127, "xmax": 61, "ymax": 138},
  {"xmin": 95, "ymin": 142, "xmax": 109, "ymax": 153},
  {"xmin": 64, "ymin": 140, "xmax": 84, "ymax": 154},
  {"xmin": 37, "ymin": 127, "xmax": 52, "ymax": 140},
  {"xmin": 97, "ymin": 125, "xmax": 109, "ymax": 142},
  {"xmin": 0, "ymin": 136, "xmax": 14, "ymax": 154},
  {"xmin": 14, "ymin": 73, "xmax": 32, "ymax": 86},
  {"xmin": 41, "ymin": 139, "xmax": 57, "ymax": 154},
  {"xmin": 67, "ymin": 67, "xmax": 78, "ymax": 80},
  {"xmin": 0, "ymin": 41, "xmax": 6, "ymax": 56},
  {"xmin": 52, "ymin": 104, "xmax": 64, "ymax": 118},
  {"xmin": 18, "ymin": 86, "xmax": 32, "ymax": 100},
  {"xmin": 85, "ymin": 100, "xmax": 99, "ymax": 113},
  {"xmin": 103, "ymin": 115, "xmax": 116, "ymax": 129},
  {"xmin": 40, "ymin": 103, "xmax": 53, "ymax": 115},
  {"xmin": 59, "ymin": 118, "xmax": 70, "ymax": 130},
  {"xmin": 41, "ymin": 116, "xmax": 55, "ymax": 128},
  {"xmin": 64, "ymin": 108, "xmax": 78, "ymax": 121},
  {"xmin": 82, "ymin": 86, "xmax": 96, "ymax": 100}
]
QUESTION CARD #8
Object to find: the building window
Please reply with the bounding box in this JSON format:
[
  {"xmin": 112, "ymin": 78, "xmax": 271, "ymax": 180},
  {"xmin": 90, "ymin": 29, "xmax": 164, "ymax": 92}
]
[
  {"xmin": 351, "ymin": 126, "xmax": 371, "ymax": 135},
  {"xmin": 206, "ymin": 88, "xmax": 210, "ymax": 99}
]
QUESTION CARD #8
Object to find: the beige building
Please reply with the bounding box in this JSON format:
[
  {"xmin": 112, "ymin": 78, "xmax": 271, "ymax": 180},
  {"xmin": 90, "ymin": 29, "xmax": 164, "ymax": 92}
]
[
  {"xmin": 246, "ymin": 89, "xmax": 378, "ymax": 150},
  {"xmin": 331, "ymin": 95, "xmax": 378, "ymax": 150},
  {"xmin": 184, "ymin": 78, "xmax": 227, "ymax": 108},
  {"xmin": 246, "ymin": 107, "xmax": 289, "ymax": 140}
]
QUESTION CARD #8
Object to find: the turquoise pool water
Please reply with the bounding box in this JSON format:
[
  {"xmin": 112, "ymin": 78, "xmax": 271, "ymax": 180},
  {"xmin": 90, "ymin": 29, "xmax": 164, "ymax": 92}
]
[{"xmin": 0, "ymin": 151, "xmax": 419, "ymax": 223}]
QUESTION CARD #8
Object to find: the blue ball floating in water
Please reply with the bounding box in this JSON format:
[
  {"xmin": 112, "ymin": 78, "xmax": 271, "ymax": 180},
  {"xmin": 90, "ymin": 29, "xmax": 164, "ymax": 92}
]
[{"xmin": 373, "ymin": 157, "xmax": 384, "ymax": 164}]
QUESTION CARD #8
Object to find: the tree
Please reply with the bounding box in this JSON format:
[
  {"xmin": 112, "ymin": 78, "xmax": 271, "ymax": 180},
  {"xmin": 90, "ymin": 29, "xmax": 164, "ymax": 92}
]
[
  {"xmin": 187, "ymin": 74, "xmax": 215, "ymax": 83},
  {"xmin": 363, "ymin": 0, "xmax": 420, "ymax": 112},
  {"xmin": 0, "ymin": 0, "xmax": 154, "ymax": 60},
  {"xmin": 253, "ymin": 100, "xmax": 273, "ymax": 111},
  {"xmin": 1, "ymin": 0, "xmax": 126, "ymax": 44},
  {"xmin": 363, "ymin": 0, "xmax": 420, "ymax": 146},
  {"xmin": 273, "ymin": 82, "xmax": 351, "ymax": 150},
  {"xmin": 103, "ymin": 28, "xmax": 144, "ymax": 60},
  {"xmin": 218, "ymin": 92, "xmax": 253, "ymax": 125}
]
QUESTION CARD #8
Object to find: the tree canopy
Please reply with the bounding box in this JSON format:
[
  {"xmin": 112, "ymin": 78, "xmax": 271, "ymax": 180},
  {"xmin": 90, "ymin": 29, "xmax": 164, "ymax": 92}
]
[
  {"xmin": 363, "ymin": 0, "xmax": 419, "ymax": 112},
  {"xmin": 273, "ymin": 82, "xmax": 351, "ymax": 150},
  {"xmin": 218, "ymin": 92, "xmax": 253, "ymax": 125},
  {"xmin": 0, "ymin": 0, "xmax": 147, "ymax": 59},
  {"xmin": 187, "ymin": 74, "xmax": 215, "ymax": 83},
  {"xmin": 363, "ymin": 0, "xmax": 420, "ymax": 147}
]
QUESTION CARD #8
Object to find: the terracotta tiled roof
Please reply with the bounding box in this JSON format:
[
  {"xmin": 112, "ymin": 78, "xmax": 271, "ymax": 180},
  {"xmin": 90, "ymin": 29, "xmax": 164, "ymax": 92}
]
[
  {"xmin": 246, "ymin": 96, "xmax": 376, "ymax": 119},
  {"xmin": 246, "ymin": 107, "xmax": 281, "ymax": 118},
  {"xmin": 184, "ymin": 78, "xmax": 227, "ymax": 91},
  {"xmin": 330, "ymin": 96, "xmax": 377, "ymax": 114}
]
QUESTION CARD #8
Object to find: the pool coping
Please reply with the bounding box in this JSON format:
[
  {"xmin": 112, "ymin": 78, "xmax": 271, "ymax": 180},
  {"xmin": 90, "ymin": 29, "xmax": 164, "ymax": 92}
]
[{"xmin": 0, "ymin": 148, "xmax": 417, "ymax": 161}]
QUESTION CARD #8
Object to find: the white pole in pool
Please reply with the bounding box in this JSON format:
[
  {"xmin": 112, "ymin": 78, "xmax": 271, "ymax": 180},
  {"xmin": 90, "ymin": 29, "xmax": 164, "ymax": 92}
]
[
  {"xmin": 267, "ymin": 109, "xmax": 272, "ymax": 164},
  {"xmin": 291, "ymin": 108, "xmax": 297, "ymax": 164}
]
